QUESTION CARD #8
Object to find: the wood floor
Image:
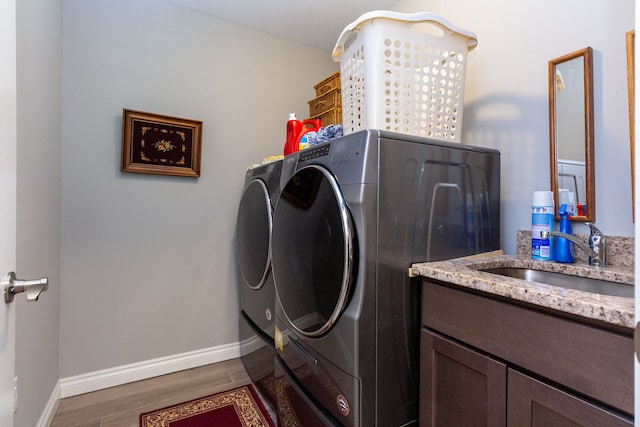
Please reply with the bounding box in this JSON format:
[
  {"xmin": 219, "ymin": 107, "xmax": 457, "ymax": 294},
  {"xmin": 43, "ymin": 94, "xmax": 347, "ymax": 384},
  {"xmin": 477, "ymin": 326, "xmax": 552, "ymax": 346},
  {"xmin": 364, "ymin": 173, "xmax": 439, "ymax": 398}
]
[{"xmin": 50, "ymin": 357, "xmax": 267, "ymax": 427}]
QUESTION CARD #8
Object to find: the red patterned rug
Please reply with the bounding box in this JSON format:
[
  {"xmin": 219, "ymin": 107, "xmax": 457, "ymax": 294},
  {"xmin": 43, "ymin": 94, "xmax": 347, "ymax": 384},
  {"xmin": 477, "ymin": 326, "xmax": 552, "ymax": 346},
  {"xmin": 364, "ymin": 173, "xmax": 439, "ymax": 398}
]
[{"xmin": 139, "ymin": 384, "xmax": 275, "ymax": 427}]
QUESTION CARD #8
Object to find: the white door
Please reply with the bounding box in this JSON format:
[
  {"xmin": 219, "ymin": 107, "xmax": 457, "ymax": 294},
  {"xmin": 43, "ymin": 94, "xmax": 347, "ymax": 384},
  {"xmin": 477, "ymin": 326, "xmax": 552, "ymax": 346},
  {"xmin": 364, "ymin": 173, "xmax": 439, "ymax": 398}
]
[
  {"xmin": 635, "ymin": 2, "xmax": 640, "ymax": 425},
  {"xmin": 0, "ymin": 0, "xmax": 17, "ymax": 424}
]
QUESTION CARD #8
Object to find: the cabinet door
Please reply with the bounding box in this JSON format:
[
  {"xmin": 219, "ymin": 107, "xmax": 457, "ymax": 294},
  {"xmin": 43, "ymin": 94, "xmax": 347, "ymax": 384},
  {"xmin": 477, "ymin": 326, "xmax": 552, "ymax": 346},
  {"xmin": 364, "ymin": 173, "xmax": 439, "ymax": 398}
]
[
  {"xmin": 420, "ymin": 329, "xmax": 507, "ymax": 426},
  {"xmin": 507, "ymin": 369, "xmax": 632, "ymax": 426}
]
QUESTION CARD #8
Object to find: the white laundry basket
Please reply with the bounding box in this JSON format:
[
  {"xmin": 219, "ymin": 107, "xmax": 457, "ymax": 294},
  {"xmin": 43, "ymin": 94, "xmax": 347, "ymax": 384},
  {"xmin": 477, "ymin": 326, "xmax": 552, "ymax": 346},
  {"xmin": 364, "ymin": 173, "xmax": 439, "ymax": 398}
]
[{"xmin": 332, "ymin": 11, "xmax": 477, "ymax": 142}]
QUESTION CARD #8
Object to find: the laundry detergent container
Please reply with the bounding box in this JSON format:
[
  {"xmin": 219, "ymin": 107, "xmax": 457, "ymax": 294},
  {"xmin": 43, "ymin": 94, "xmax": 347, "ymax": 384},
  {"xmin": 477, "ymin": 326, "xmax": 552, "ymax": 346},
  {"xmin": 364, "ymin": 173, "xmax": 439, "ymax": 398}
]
[{"xmin": 332, "ymin": 11, "xmax": 477, "ymax": 142}]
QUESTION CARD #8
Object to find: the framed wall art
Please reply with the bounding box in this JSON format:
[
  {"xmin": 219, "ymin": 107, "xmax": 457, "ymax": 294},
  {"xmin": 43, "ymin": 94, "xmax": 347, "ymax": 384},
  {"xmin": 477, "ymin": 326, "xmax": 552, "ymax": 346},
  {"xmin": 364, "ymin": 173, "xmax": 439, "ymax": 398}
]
[{"xmin": 121, "ymin": 109, "xmax": 202, "ymax": 177}]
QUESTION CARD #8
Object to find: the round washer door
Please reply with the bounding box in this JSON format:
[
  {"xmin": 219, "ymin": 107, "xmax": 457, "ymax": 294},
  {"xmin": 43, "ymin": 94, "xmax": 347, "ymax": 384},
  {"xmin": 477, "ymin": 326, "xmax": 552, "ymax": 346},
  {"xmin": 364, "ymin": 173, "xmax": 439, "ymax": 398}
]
[
  {"xmin": 272, "ymin": 165, "xmax": 355, "ymax": 337},
  {"xmin": 236, "ymin": 179, "xmax": 272, "ymax": 290}
]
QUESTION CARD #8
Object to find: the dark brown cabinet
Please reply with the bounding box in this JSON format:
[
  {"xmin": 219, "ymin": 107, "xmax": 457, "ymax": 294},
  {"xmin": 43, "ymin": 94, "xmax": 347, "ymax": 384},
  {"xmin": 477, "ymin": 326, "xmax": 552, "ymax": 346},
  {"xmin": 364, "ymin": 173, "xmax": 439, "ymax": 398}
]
[
  {"xmin": 420, "ymin": 280, "xmax": 634, "ymax": 427},
  {"xmin": 420, "ymin": 329, "xmax": 506, "ymax": 426},
  {"xmin": 508, "ymin": 368, "xmax": 631, "ymax": 426}
]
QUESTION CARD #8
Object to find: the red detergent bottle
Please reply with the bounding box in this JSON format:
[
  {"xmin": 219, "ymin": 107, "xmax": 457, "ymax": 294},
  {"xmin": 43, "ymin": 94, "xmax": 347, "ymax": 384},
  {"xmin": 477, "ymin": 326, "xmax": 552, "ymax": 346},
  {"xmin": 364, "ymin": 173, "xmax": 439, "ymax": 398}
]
[
  {"xmin": 284, "ymin": 113, "xmax": 302, "ymax": 156},
  {"xmin": 297, "ymin": 117, "xmax": 322, "ymax": 150},
  {"xmin": 284, "ymin": 114, "xmax": 322, "ymax": 155}
]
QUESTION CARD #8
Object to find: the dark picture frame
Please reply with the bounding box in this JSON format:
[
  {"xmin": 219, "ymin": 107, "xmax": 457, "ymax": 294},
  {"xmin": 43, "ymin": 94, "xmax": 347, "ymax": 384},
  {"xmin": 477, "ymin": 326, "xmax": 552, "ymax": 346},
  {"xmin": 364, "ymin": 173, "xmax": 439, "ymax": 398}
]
[{"xmin": 121, "ymin": 109, "xmax": 202, "ymax": 177}]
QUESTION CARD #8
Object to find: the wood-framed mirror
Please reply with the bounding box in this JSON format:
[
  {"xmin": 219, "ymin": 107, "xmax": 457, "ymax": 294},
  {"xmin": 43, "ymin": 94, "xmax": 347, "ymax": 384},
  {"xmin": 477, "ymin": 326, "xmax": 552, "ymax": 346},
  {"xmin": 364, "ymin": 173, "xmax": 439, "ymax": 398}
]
[{"xmin": 549, "ymin": 47, "xmax": 595, "ymax": 222}]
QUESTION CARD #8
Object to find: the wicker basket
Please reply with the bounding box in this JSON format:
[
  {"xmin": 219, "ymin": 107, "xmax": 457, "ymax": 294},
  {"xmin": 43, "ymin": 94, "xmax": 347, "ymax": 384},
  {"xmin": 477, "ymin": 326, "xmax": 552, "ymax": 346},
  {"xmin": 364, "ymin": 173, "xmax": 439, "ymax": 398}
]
[
  {"xmin": 307, "ymin": 107, "xmax": 342, "ymax": 126},
  {"xmin": 308, "ymin": 89, "xmax": 341, "ymax": 117},
  {"xmin": 313, "ymin": 71, "xmax": 341, "ymax": 96}
]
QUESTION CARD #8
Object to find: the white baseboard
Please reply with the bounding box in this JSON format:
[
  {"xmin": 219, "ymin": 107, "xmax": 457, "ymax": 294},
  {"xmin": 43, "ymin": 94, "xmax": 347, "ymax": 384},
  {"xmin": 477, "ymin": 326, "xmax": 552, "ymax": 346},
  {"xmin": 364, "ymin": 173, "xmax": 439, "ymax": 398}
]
[
  {"xmin": 37, "ymin": 342, "xmax": 241, "ymax": 426},
  {"xmin": 60, "ymin": 342, "xmax": 242, "ymax": 398},
  {"xmin": 36, "ymin": 382, "xmax": 60, "ymax": 427}
]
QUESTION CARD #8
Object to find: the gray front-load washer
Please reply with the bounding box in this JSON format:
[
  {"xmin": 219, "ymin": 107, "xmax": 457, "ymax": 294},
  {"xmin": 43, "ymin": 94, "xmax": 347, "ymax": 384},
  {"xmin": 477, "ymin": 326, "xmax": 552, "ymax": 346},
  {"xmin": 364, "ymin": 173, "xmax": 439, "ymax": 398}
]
[
  {"xmin": 271, "ymin": 130, "xmax": 501, "ymax": 426},
  {"xmin": 236, "ymin": 158, "xmax": 283, "ymax": 407}
]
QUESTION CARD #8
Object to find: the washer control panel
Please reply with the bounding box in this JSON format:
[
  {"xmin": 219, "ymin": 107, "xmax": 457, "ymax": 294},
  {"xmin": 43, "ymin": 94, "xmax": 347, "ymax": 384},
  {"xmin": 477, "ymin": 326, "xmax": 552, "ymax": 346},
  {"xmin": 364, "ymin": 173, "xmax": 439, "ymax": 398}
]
[{"xmin": 299, "ymin": 144, "xmax": 330, "ymax": 162}]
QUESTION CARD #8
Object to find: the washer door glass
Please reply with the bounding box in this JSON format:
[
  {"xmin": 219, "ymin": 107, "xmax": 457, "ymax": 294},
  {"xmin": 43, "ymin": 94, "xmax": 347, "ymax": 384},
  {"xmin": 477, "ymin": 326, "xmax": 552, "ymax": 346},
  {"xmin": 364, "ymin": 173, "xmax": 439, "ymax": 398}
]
[
  {"xmin": 272, "ymin": 165, "xmax": 354, "ymax": 337},
  {"xmin": 236, "ymin": 179, "xmax": 272, "ymax": 290}
]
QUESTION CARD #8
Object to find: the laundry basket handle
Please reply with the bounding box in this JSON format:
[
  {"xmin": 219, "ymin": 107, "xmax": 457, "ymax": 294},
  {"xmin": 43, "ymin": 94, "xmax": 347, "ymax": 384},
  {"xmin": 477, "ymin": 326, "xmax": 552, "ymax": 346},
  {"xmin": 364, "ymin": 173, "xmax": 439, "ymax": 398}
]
[{"xmin": 332, "ymin": 10, "xmax": 478, "ymax": 62}]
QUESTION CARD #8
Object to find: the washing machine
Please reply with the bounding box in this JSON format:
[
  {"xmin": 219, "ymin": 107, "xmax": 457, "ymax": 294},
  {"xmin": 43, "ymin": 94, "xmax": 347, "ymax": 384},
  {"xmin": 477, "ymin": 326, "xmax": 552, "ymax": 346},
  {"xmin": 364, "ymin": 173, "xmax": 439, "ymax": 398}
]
[
  {"xmin": 271, "ymin": 130, "xmax": 501, "ymax": 426},
  {"xmin": 236, "ymin": 158, "xmax": 283, "ymax": 407}
]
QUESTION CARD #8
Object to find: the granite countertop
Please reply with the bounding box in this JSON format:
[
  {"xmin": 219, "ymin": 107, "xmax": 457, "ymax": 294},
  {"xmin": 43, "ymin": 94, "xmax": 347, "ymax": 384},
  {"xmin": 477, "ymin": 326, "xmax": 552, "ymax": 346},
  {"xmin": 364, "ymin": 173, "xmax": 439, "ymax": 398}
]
[{"xmin": 412, "ymin": 251, "xmax": 635, "ymax": 329}]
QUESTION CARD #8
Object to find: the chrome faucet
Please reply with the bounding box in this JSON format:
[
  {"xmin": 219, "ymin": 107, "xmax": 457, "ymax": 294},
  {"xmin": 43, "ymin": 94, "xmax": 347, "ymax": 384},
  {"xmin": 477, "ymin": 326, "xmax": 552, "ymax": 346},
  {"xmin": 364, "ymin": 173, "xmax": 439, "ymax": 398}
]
[
  {"xmin": 540, "ymin": 223, "xmax": 606, "ymax": 266},
  {"xmin": 586, "ymin": 223, "xmax": 606, "ymax": 266}
]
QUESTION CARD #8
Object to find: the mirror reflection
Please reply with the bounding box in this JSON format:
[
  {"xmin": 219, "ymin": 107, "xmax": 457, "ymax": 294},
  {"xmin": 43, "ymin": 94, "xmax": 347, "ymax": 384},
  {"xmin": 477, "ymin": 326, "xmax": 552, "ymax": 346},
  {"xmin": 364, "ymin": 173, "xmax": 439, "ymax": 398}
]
[{"xmin": 549, "ymin": 47, "xmax": 594, "ymax": 222}]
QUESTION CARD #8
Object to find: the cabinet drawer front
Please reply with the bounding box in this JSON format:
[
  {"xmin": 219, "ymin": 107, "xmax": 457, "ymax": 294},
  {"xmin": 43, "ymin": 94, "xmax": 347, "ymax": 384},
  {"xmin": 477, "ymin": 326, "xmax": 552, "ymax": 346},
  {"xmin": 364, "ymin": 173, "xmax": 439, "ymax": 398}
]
[
  {"xmin": 508, "ymin": 369, "xmax": 632, "ymax": 426},
  {"xmin": 422, "ymin": 280, "xmax": 634, "ymax": 415}
]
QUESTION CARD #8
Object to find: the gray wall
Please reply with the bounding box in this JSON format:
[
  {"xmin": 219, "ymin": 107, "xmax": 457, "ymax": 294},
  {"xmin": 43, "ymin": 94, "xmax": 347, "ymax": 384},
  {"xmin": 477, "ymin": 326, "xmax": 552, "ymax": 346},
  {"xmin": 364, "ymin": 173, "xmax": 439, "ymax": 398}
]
[
  {"xmin": 12, "ymin": 0, "xmax": 635, "ymax": 422},
  {"xmin": 15, "ymin": 0, "xmax": 62, "ymax": 426},
  {"xmin": 394, "ymin": 0, "xmax": 635, "ymax": 251},
  {"xmin": 59, "ymin": 0, "xmax": 338, "ymax": 377}
]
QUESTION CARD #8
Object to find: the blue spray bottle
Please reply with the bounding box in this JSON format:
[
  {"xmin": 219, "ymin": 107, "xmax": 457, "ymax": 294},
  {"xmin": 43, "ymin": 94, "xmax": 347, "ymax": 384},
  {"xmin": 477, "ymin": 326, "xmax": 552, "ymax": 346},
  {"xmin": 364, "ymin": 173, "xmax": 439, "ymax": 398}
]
[{"xmin": 554, "ymin": 204, "xmax": 575, "ymax": 263}]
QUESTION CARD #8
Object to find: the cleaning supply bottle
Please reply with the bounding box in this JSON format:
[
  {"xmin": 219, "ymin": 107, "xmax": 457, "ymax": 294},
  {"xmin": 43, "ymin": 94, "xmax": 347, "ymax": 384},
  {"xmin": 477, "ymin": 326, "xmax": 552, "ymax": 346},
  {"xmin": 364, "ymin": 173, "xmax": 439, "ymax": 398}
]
[
  {"xmin": 298, "ymin": 117, "xmax": 322, "ymax": 150},
  {"xmin": 554, "ymin": 204, "xmax": 575, "ymax": 263},
  {"xmin": 284, "ymin": 113, "xmax": 302, "ymax": 156},
  {"xmin": 284, "ymin": 114, "xmax": 322, "ymax": 155},
  {"xmin": 531, "ymin": 190, "xmax": 554, "ymax": 261}
]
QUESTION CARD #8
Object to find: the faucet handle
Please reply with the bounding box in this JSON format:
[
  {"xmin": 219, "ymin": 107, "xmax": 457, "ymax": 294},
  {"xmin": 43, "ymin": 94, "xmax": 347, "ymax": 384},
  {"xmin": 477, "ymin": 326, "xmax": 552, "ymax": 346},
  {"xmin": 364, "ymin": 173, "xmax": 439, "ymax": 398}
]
[{"xmin": 585, "ymin": 223, "xmax": 605, "ymax": 266}]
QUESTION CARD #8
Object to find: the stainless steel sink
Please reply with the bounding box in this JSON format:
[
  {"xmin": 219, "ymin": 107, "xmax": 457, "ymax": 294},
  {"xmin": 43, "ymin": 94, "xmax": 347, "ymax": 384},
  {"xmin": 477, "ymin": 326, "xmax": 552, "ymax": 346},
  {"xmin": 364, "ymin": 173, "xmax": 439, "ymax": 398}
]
[{"xmin": 481, "ymin": 267, "xmax": 634, "ymax": 298}]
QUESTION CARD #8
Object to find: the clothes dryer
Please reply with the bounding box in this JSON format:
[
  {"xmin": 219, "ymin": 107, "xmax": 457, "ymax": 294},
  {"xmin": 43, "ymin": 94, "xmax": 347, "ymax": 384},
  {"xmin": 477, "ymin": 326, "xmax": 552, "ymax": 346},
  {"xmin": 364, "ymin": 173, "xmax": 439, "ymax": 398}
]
[
  {"xmin": 271, "ymin": 130, "xmax": 500, "ymax": 426},
  {"xmin": 236, "ymin": 159, "xmax": 283, "ymax": 407}
]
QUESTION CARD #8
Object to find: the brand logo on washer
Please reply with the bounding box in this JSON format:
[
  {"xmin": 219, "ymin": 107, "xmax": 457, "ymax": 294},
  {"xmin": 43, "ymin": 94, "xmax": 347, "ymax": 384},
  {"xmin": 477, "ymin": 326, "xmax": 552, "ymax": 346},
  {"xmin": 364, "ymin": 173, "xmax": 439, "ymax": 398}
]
[
  {"xmin": 265, "ymin": 308, "xmax": 272, "ymax": 321},
  {"xmin": 336, "ymin": 395, "xmax": 350, "ymax": 417}
]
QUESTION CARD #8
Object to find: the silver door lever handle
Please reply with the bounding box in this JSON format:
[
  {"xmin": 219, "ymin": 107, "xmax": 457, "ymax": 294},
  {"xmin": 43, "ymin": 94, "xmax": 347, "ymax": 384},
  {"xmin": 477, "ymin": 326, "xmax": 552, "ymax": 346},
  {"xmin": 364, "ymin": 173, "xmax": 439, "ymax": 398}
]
[{"xmin": 2, "ymin": 271, "xmax": 48, "ymax": 303}]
